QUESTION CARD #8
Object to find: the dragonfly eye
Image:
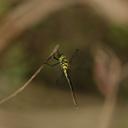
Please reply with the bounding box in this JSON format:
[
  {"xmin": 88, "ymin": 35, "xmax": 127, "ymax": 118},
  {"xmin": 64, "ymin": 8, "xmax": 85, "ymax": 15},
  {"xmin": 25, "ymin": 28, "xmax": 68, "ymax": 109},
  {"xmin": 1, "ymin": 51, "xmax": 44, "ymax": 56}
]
[
  {"xmin": 57, "ymin": 50, "xmax": 63, "ymax": 57},
  {"xmin": 53, "ymin": 50, "xmax": 62, "ymax": 60}
]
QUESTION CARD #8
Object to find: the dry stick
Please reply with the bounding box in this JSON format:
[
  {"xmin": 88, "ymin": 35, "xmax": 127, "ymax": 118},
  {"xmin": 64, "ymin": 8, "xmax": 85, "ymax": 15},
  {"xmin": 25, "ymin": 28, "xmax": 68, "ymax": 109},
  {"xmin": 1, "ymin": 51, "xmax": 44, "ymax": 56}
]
[
  {"xmin": 99, "ymin": 85, "xmax": 119, "ymax": 128},
  {"xmin": 97, "ymin": 50, "xmax": 128, "ymax": 128},
  {"xmin": 99, "ymin": 58, "xmax": 121, "ymax": 128},
  {"xmin": 93, "ymin": 46, "xmax": 122, "ymax": 128},
  {"xmin": 0, "ymin": 44, "xmax": 60, "ymax": 105}
]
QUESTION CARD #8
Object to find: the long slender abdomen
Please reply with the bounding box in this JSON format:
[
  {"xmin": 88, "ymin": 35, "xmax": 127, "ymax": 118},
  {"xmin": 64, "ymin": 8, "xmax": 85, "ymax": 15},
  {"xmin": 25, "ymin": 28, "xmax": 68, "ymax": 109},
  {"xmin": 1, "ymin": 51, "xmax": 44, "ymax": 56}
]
[{"xmin": 63, "ymin": 70, "xmax": 78, "ymax": 106}]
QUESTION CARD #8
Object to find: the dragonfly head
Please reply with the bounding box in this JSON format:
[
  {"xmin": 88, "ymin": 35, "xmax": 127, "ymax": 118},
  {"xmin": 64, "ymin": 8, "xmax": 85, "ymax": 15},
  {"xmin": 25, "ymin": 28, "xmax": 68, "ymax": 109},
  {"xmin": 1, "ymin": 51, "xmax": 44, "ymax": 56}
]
[{"xmin": 53, "ymin": 50, "xmax": 63, "ymax": 60}]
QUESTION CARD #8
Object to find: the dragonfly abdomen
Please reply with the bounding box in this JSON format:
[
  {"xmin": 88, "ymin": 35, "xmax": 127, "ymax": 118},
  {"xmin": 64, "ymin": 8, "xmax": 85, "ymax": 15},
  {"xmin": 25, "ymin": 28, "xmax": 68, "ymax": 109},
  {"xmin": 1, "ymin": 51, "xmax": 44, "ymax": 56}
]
[{"xmin": 57, "ymin": 54, "xmax": 78, "ymax": 106}]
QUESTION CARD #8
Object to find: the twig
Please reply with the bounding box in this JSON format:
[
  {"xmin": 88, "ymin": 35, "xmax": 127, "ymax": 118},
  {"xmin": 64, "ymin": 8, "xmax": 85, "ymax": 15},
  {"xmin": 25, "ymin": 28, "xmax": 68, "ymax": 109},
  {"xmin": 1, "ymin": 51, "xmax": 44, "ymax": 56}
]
[
  {"xmin": 99, "ymin": 85, "xmax": 119, "ymax": 128},
  {"xmin": 0, "ymin": 44, "xmax": 60, "ymax": 105},
  {"xmin": 93, "ymin": 45, "xmax": 122, "ymax": 128}
]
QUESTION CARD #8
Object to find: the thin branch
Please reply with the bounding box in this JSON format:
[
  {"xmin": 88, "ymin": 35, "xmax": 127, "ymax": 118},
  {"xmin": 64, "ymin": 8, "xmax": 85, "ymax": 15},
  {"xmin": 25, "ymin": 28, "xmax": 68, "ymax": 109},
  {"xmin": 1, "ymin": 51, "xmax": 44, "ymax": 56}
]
[
  {"xmin": 0, "ymin": 44, "xmax": 60, "ymax": 105},
  {"xmin": 93, "ymin": 45, "xmax": 122, "ymax": 128},
  {"xmin": 98, "ymin": 85, "xmax": 119, "ymax": 128}
]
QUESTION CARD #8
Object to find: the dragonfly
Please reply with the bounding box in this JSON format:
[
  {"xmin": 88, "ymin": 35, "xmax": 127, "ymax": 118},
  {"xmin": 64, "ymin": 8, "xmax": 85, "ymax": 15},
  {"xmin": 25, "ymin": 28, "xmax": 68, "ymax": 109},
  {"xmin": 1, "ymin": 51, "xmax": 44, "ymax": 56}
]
[{"xmin": 45, "ymin": 46, "xmax": 78, "ymax": 106}]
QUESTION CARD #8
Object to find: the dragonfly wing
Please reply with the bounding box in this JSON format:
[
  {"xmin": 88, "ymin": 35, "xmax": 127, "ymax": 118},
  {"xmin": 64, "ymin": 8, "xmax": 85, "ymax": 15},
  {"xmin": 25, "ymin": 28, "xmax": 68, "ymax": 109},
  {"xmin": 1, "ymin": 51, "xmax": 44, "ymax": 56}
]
[{"xmin": 69, "ymin": 49, "xmax": 80, "ymax": 64}]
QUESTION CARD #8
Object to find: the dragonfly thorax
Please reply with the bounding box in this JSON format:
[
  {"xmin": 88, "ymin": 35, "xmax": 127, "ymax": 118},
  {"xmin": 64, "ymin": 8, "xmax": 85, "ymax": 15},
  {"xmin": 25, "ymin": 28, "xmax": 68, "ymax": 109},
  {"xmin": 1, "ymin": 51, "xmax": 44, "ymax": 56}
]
[{"xmin": 59, "ymin": 55, "xmax": 69, "ymax": 70}]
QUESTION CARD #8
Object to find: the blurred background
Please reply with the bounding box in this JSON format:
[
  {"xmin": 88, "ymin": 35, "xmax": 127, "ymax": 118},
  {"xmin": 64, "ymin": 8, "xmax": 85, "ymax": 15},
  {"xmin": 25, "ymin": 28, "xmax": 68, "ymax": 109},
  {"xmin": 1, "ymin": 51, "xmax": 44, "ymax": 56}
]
[{"xmin": 0, "ymin": 0, "xmax": 128, "ymax": 128}]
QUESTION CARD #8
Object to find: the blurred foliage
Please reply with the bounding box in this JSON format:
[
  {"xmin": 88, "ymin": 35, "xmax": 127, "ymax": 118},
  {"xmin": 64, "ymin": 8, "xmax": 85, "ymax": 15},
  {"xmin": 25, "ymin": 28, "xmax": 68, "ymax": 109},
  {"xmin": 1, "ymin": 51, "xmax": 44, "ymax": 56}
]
[
  {"xmin": 0, "ymin": 4, "xmax": 128, "ymax": 97},
  {"xmin": 0, "ymin": 43, "xmax": 28, "ymax": 97},
  {"xmin": 0, "ymin": 0, "xmax": 24, "ymax": 17},
  {"xmin": 0, "ymin": 0, "xmax": 9, "ymax": 15},
  {"xmin": 0, "ymin": 2, "xmax": 128, "ymax": 128},
  {"xmin": 106, "ymin": 25, "xmax": 128, "ymax": 62}
]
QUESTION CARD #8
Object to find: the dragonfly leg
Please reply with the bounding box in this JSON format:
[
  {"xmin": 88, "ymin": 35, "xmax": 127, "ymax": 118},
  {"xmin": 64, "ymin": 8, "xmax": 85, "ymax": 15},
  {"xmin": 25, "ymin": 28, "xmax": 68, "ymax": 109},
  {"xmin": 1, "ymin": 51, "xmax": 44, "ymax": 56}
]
[{"xmin": 53, "ymin": 55, "xmax": 59, "ymax": 60}]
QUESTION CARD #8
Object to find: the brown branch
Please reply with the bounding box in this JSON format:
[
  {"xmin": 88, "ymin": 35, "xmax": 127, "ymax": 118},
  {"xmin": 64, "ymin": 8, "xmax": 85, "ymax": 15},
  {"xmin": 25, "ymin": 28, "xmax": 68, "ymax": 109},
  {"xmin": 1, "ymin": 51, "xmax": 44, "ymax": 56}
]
[
  {"xmin": 99, "ymin": 88, "xmax": 118, "ymax": 128},
  {"xmin": 0, "ymin": 44, "xmax": 60, "ymax": 105},
  {"xmin": 92, "ymin": 45, "xmax": 122, "ymax": 128}
]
